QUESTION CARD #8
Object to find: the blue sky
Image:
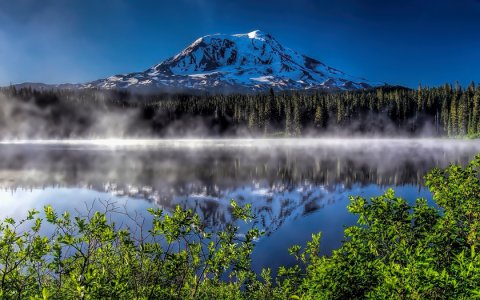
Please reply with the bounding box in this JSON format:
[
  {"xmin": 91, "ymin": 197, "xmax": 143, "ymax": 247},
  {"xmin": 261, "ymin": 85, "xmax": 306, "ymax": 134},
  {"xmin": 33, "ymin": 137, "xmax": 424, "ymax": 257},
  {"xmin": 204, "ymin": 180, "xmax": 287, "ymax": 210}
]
[{"xmin": 0, "ymin": 0, "xmax": 479, "ymax": 87}]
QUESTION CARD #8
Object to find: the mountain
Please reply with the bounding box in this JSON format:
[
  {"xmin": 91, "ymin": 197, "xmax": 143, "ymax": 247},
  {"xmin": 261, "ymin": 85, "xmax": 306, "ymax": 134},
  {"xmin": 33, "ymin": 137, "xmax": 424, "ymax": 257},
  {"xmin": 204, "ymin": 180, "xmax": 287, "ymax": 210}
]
[
  {"xmin": 18, "ymin": 30, "xmax": 386, "ymax": 92},
  {"xmin": 84, "ymin": 30, "xmax": 386, "ymax": 92}
]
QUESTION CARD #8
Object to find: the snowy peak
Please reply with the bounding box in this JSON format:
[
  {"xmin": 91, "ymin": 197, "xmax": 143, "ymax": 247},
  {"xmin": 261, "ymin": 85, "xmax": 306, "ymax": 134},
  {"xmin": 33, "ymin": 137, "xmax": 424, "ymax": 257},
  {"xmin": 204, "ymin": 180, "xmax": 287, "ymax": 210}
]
[
  {"xmin": 88, "ymin": 30, "xmax": 386, "ymax": 92},
  {"xmin": 241, "ymin": 29, "xmax": 269, "ymax": 39},
  {"xmin": 148, "ymin": 30, "xmax": 284, "ymax": 74}
]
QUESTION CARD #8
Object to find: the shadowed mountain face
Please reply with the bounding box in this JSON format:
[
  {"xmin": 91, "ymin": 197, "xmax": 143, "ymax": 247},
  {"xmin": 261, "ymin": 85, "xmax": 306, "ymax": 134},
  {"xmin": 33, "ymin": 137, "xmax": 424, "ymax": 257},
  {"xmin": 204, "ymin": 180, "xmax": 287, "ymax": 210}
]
[{"xmin": 81, "ymin": 30, "xmax": 385, "ymax": 92}]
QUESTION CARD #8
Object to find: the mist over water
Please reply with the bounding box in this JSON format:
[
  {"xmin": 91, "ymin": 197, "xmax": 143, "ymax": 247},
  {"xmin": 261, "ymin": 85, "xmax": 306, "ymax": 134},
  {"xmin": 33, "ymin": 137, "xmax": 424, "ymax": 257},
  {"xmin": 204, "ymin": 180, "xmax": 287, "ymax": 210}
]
[{"xmin": 0, "ymin": 138, "xmax": 479, "ymax": 271}]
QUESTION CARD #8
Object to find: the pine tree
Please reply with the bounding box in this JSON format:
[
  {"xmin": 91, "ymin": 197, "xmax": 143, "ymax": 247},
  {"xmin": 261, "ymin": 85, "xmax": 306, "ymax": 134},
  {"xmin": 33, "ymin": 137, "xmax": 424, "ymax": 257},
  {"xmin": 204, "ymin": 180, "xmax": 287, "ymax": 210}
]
[
  {"xmin": 473, "ymin": 87, "xmax": 480, "ymax": 133},
  {"xmin": 248, "ymin": 110, "xmax": 257, "ymax": 131},
  {"xmin": 293, "ymin": 99, "xmax": 302, "ymax": 136},
  {"xmin": 264, "ymin": 89, "xmax": 274, "ymax": 135},
  {"xmin": 314, "ymin": 105, "xmax": 323, "ymax": 128},
  {"xmin": 468, "ymin": 81, "xmax": 476, "ymax": 98},
  {"xmin": 336, "ymin": 98, "xmax": 345, "ymax": 124},
  {"xmin": 458, "ymin": 94, "xmax": 468, "ymax": 136},
  {"xmin": 285, "ymin": 100, "xmax": 292, "ymax": 136},
  {"xmin": 449, "ymin": 95, "xmax": 458, "ymax": 136}
]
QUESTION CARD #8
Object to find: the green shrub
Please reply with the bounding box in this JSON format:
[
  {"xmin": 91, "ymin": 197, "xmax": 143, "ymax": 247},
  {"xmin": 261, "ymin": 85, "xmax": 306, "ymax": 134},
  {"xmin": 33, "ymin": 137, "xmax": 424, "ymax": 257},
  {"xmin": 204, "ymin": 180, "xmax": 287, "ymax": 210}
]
[
  {"xmin": 0, "ymin": 201, "xmax": 265, "ymax": 299},
  {"xmin": 290, "ymin": 154, "xmax": 480, "ymax": 299}
]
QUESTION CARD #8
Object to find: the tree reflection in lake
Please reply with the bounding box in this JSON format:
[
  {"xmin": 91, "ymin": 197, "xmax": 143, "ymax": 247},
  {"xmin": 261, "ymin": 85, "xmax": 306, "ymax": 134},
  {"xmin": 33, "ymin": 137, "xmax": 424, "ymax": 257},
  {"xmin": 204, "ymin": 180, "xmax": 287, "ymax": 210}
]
[{"xmin": 0, "ymin": 138, "xmax": 478, "ymax": 271}]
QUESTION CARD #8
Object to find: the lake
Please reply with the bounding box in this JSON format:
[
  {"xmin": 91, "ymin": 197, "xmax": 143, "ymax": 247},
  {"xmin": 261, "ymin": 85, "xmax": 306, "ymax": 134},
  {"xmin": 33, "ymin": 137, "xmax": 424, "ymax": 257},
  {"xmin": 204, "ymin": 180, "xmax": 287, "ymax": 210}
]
[{"xmin": 0, "ymin": 138, "xmax": 479, "ymax": 273}]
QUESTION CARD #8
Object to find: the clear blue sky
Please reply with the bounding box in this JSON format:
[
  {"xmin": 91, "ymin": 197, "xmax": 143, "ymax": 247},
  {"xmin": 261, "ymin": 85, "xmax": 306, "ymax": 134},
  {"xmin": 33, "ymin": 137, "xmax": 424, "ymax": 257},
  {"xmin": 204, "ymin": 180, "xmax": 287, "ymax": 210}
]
[{"xmin": 0, "ymin": 0, "xmax": 479, "ymax": 88}]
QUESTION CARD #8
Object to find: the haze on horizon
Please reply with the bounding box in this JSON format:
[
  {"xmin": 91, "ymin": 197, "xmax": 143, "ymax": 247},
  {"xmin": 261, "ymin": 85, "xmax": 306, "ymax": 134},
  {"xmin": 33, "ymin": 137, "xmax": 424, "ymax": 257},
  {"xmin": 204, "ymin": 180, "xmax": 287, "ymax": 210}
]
[{"xmin": 0, "ymin": 0, "xmax": 479, "ymax": 88}]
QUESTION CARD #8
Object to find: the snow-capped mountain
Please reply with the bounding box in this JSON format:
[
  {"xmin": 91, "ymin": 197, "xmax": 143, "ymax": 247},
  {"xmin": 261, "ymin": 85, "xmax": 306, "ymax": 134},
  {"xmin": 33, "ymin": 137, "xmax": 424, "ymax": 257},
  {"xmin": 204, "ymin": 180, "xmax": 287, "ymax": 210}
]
[{"xmin": 85, "ymin": 30, "xmax": 385, "ymax": 92}]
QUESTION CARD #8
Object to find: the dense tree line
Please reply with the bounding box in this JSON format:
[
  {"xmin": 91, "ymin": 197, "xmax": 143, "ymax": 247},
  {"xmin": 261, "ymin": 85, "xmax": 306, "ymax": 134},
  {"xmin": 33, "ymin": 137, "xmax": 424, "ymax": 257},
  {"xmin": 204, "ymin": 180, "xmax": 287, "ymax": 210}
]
[{"xmin": 1, "ymin": 82, "xmax": 480, "ymax": 137}]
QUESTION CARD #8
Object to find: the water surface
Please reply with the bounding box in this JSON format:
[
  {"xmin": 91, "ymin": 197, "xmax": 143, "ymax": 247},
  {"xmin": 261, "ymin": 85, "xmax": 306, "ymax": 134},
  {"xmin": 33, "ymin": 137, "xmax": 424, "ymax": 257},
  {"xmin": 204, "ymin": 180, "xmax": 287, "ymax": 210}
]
[{"xmin": 0, "ymin": 138, "xmax": 478, "ymax": 271}]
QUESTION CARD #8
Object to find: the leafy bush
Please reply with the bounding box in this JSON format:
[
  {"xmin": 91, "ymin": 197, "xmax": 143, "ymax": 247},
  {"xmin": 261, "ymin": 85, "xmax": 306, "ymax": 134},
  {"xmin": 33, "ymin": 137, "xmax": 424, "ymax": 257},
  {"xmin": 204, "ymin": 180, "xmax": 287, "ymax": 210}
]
[
  {"xmin": 1, "ymin": 155, "xmax": 480, "ymax": 299},
  {"xmin": 288, "ymin": 154, "xmax": 480, "ymax": 299},
  {"xmin": 0, "ymin": 201, "xmax": 264, "ymax": 299}
]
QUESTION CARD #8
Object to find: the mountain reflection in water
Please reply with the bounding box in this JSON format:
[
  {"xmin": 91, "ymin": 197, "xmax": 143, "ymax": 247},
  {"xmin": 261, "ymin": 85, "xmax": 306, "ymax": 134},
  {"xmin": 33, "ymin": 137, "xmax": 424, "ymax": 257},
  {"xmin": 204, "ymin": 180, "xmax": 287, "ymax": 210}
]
[{"xmin": 0, "ymin": 139, "xmax": 478, "ymax": 270}]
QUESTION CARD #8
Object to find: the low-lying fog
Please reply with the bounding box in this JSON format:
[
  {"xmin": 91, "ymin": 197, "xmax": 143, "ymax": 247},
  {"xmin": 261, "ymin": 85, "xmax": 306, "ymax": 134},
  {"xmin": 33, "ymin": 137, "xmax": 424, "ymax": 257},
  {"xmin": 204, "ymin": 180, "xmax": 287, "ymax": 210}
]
[{"xmin": 0, "ymin": 138, "xmax": 477, "ymax": 187}]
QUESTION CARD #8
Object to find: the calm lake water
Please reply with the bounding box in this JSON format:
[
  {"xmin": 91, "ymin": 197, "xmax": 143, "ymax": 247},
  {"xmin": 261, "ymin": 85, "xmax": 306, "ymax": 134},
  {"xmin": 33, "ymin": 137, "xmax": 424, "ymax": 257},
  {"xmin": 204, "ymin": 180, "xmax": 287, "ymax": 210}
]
[{"xmin": 0, "ymin": 138, "xmax": 479, "ymax": 272}]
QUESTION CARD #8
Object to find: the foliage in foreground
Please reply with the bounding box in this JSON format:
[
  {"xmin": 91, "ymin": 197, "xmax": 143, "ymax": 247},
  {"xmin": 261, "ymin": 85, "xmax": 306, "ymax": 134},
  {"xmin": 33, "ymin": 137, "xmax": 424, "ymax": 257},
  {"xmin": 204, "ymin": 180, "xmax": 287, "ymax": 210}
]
[{"xmin": 1, "ymin": 156, "xmax": 480, "ymax": 299}]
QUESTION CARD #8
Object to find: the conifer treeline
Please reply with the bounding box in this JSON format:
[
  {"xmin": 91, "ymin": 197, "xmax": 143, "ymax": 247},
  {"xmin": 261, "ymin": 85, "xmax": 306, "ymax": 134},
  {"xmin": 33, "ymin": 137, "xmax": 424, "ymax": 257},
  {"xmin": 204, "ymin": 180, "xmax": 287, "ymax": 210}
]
[{"xmin": 1, "ymin": 82, "xmax": 479, "ymax": 137}]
